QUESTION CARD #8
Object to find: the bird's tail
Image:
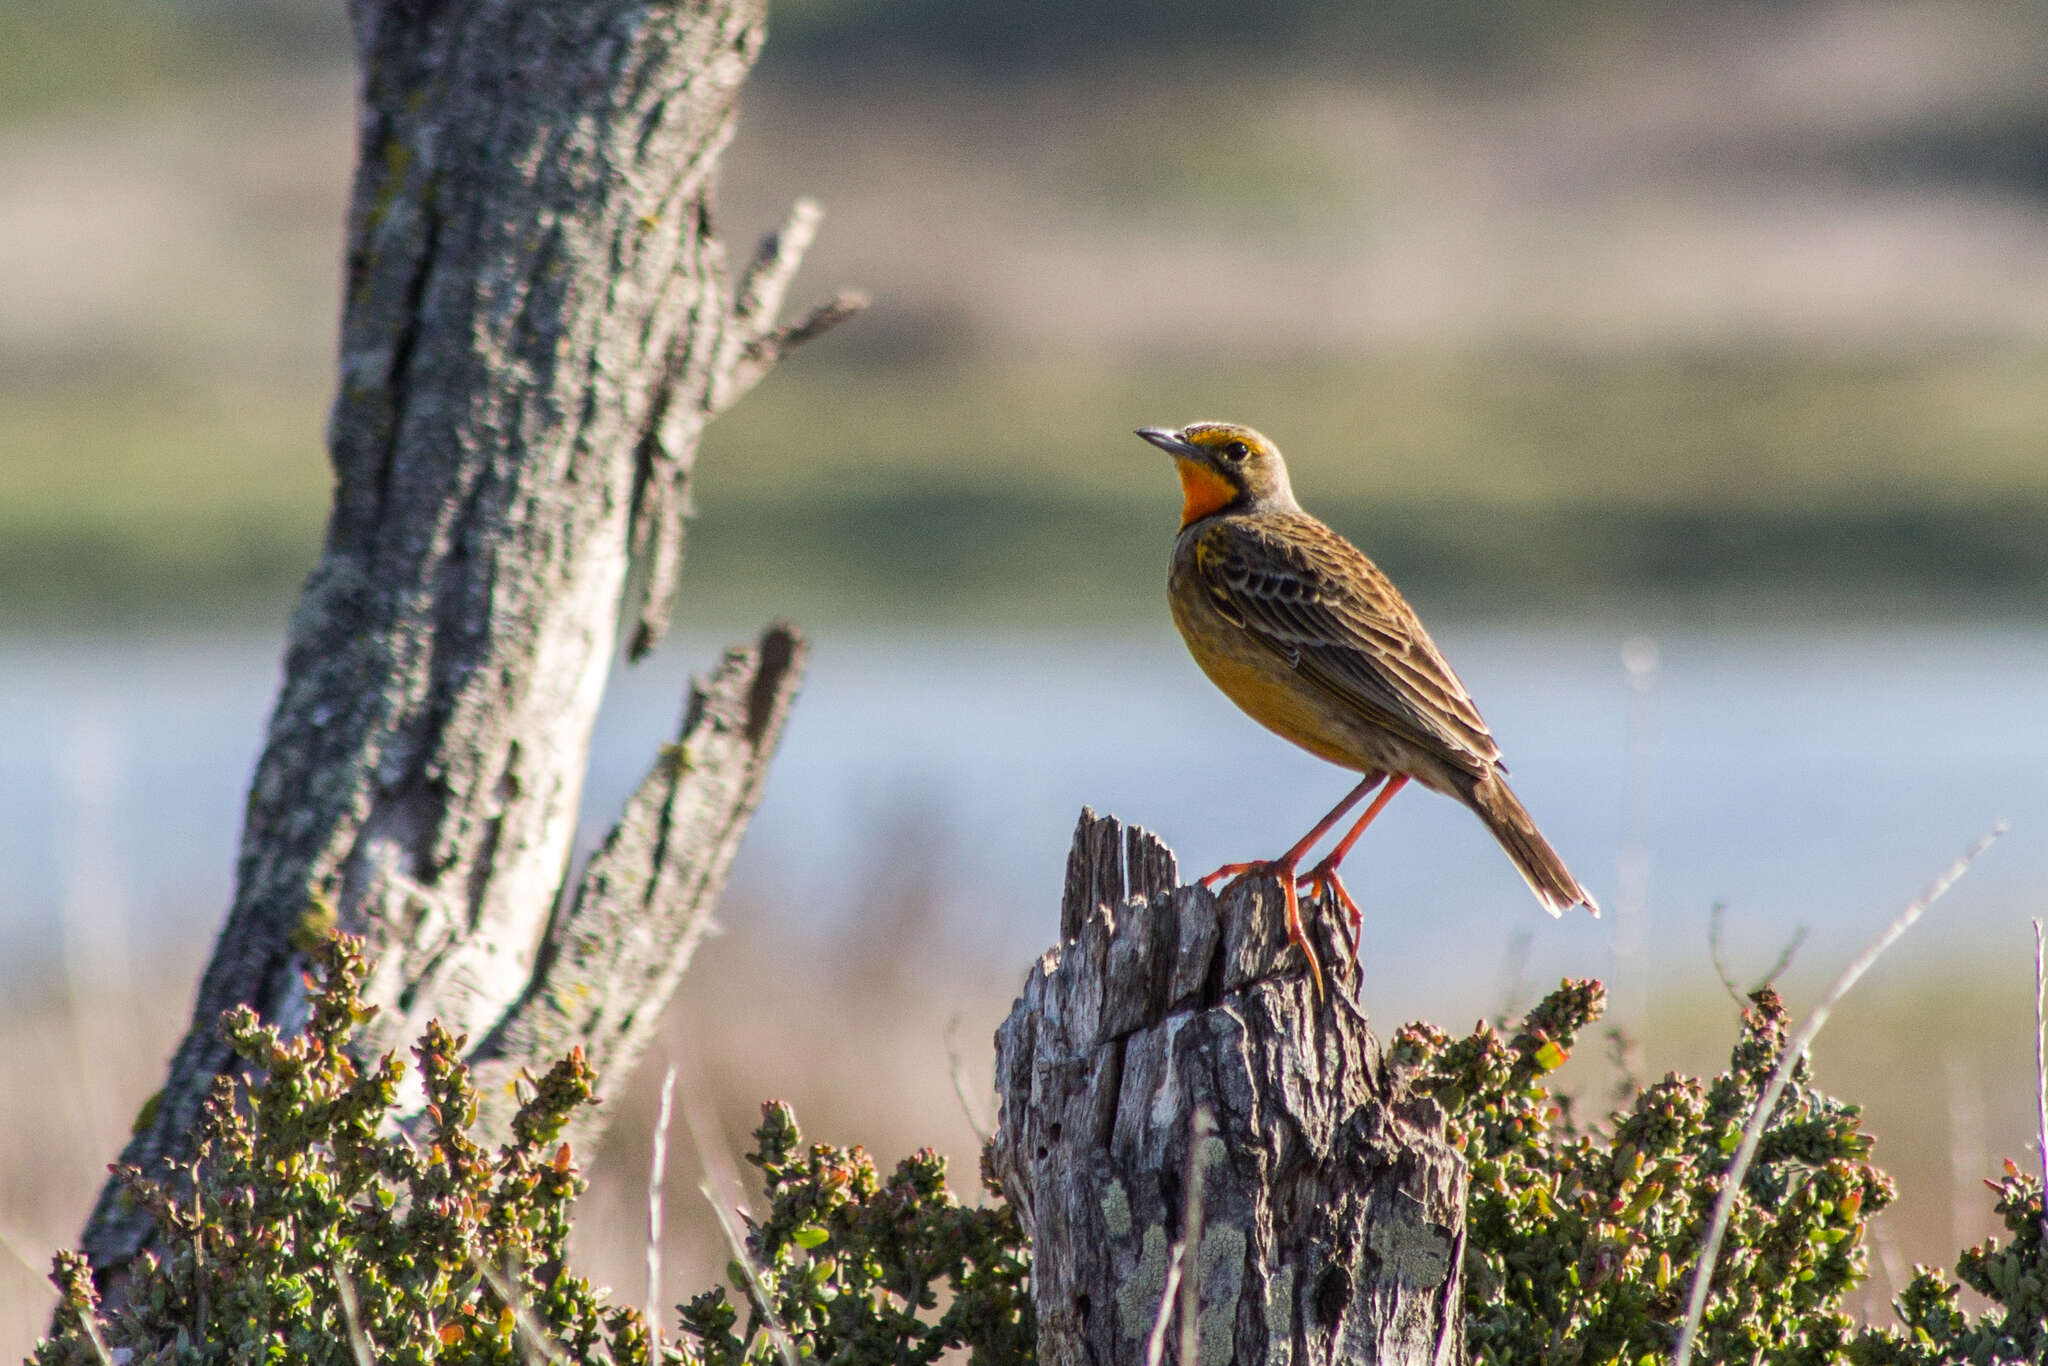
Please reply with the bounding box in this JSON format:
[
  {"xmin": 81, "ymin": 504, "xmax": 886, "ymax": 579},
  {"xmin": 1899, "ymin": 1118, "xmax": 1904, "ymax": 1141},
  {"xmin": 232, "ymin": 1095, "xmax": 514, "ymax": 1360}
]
[{"xmin": 1469, "ymin": 771, "xmax": 1599, "ymax": 918}]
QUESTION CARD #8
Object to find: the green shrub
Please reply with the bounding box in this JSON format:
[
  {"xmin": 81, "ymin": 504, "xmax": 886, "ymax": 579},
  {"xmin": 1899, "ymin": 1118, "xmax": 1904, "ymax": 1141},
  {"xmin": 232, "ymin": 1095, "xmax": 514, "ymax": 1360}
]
[
  {"xmin": 1389, "ymin": 979, "xmax": 2048, "ymax": 1366},
  {"xmin": 1392, "ymin": 981, "xmax": 1889, "ymax": 1363},
  {"xmin": 33, "ymin": 939, "xmax": 2047, "ymax": 1365},
  {"xmin": 38, "ymin": 935, "xmax": 650, "ymax": 1366},
  {"xmin": 33, "ymin": 936, "xmax": 1028, "ymax": 1366},
  {"xmin": 673, "ymin": 1107, "xmax": 1030, "ymax": 1366}
]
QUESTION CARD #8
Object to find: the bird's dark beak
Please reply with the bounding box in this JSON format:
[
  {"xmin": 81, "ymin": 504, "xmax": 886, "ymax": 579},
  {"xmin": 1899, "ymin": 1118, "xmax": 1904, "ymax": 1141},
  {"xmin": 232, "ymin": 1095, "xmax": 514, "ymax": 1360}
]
[{"xmin": 1135, "ymin": 427, "xmax": 1200, "ymax": 460}]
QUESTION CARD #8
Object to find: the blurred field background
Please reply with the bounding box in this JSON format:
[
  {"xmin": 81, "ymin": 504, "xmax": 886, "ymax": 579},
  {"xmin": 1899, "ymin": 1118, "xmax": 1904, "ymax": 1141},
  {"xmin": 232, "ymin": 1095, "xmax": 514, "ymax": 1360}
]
[{"xmin": 4, "ymin": 0, "xmax": 2048, "ymax": 1352}]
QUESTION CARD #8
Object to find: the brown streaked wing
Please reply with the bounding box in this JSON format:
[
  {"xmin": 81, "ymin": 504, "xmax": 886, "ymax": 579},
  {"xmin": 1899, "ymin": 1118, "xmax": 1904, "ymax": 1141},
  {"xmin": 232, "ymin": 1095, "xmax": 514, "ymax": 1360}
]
[{"xmin": 1194, "ymin": 514, "xmax": 1502, "ymax": 775}]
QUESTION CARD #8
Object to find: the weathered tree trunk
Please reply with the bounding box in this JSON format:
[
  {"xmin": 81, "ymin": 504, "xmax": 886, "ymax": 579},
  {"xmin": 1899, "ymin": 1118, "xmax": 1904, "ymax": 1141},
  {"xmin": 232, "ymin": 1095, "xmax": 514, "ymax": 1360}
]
[
  {"xmin": 994, "ymin": 811, "xmax": 1469, "ymax": 1366},
  {"xmin": 80, "ymin": 0, "xmax": 858, "ymax": 1293}
]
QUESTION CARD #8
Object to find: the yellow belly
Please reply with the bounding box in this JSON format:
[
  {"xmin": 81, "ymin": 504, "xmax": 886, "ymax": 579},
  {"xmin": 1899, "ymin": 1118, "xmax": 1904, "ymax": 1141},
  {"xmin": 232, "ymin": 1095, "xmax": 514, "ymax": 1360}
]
[{"xmin": 1168, "ymin": 574, "xmax": 1379, "ymax": 773}]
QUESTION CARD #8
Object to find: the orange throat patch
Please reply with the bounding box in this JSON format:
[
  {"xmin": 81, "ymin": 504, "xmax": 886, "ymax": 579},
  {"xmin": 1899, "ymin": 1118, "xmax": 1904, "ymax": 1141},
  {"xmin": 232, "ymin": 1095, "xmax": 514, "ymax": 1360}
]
[{"xmin": 1174, "ymin": 458, "xmax": 1240, "ymax": 527}]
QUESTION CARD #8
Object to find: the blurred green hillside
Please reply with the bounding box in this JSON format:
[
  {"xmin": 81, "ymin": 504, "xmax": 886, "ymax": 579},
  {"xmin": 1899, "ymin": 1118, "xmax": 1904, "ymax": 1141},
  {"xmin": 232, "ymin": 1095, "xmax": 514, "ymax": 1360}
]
[{"xmin": 6, "ymin": 0, "xmax": 2048, "ymax": 628}]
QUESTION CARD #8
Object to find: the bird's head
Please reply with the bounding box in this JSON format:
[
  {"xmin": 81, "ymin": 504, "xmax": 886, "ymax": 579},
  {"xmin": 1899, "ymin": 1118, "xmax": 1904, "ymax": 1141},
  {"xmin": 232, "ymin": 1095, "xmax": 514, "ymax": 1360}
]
[{"xmin": 1135, "ymin": 422, "xmax": 1297, "ymax": 528}]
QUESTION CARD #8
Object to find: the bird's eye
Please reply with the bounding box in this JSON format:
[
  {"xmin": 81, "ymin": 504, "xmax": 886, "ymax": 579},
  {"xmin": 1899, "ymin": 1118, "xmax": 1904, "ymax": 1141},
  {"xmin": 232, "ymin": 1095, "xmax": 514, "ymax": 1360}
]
[{"xmin": 1224, "ymin": 441, "xmax": 1250, "ymax": 461}]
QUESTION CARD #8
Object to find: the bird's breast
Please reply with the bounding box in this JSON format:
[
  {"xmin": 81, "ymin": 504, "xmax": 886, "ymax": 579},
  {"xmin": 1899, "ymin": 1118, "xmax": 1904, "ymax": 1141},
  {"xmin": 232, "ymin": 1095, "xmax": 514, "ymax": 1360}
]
[{"xmin": 1167, "ymin": 549, "xmax": 1382, "ymax": 773}]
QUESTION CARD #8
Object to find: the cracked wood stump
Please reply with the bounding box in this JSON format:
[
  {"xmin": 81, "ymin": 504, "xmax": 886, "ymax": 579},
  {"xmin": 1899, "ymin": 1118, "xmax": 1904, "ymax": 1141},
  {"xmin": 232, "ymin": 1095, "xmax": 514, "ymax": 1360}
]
[
  {"xmin": 78, "ymin": 0, "xmax": 860, "ymax": 1297},
  {"xmin": 994, "ymin": 810, "xmax": 1469, "ymax": 1366}
]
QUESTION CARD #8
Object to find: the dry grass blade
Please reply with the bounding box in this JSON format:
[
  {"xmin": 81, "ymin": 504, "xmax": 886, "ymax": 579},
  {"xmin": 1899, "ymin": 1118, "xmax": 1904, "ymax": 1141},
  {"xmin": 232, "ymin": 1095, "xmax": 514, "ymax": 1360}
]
[
  {"xmin": 1614, "ymin": 634, "xmax": 1659, "ymax": 1026},
  {"xmin": 1178, "ymin": 1109, "xmax": 1216, "ymax": 1366},
  {"xmin": 675, "ymin": 1073, "xmax": 798, "ymax": 1366},
  {"xmin": 0, "ymin": 1223, "xmax": 42, "ymax": 1281},
  {"xmin": 332, "ymin": 1263, "xmax": 375, "ymax": 1366},
  {"xmin": 1143, "ymin": 1107, "xmax": 1216, "ymax": 1366},
  {"xmin": 2033, "ymin": 919, "xmax": 2048, "ymax": 1245},
  {"xmin": 699, "ymin": 1183, "xmax": 800, "ymax": 1366},
  {"xmin": 1142, "ymin": 1241, "xmax": 1186, "ymax": 1366},
  {"xmin": 475, "ymin": 1257, "xmax": 572, "ymax": 1366},
  {"xmin": 1867, "ymin": 1227, "xmax": 1908, "ymax": 1322},
  {"xmin": 72, "ymin": 1302, "xmax": 115, "ymax": 1366},
  {"xmin": 1672, "ymin": 823, "xmax": 2005, "ymax": 1366},
  {"xmin": 646, "ymin": 1064, "xmax": 677, "ymax": 1330}
]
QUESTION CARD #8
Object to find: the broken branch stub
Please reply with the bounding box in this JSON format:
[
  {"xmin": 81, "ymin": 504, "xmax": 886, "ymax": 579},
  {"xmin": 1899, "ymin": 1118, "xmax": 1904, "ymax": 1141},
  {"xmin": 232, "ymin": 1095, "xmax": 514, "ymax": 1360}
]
[
  {"xmin": 994, "ymin": 809, "xmax": 1469, "ymax": 1366},
  {"xmin": 466, "ymin": 623, "xmax": 805, "ymax": 1146}
]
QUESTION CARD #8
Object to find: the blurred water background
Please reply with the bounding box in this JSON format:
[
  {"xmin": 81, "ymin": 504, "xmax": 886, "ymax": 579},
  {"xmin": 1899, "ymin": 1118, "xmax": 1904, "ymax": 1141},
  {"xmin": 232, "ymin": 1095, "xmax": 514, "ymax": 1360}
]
[{"xmin": 4, "ymin": 0, "xmax": 2047, "ymax": 1350}]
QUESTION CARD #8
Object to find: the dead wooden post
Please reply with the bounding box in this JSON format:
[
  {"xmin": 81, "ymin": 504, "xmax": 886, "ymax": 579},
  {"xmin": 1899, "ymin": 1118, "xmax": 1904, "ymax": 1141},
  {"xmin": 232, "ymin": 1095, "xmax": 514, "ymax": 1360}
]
[
  {"xmin": 993, "ymin": 810, "xmax": 1469, "ymax": 1366},
  {"xmin": 78, "ymin": 0, "xmax": 860, "ymax": 1296}
]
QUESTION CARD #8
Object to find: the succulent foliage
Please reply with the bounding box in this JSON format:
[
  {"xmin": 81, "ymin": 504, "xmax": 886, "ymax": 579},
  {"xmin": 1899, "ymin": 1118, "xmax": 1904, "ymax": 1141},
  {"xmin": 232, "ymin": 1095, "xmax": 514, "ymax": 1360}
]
[
  {"xmin": 32, "ymin": 942, "xmax": 2045, "ymax": 1365},
  {"xmin": 1390, "ymin": 978, "xmax": 2048, "ymax": 1365},
  {"xmin": 674, "ymin": 1104, "xmax": 1031, "ymax": 1366},
  {"xmin": 38, "ymin": 935, "xmax": 655, "ymax": 1366}
]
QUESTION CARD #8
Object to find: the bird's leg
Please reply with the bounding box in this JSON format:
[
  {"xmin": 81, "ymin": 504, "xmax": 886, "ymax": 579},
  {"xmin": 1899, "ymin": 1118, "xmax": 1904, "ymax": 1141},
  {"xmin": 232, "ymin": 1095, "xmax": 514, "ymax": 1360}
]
[
  {"xmin": 1299, "ymin": 774, "xmax": 1410, "ymax": 953},
  {"xmin": 1199, "ymin": 772, "xmax": 1384, "ymax": 889},
  {"xmin": 1200, "ymin": 773, "xmax": 1388, "ymax": 995}
]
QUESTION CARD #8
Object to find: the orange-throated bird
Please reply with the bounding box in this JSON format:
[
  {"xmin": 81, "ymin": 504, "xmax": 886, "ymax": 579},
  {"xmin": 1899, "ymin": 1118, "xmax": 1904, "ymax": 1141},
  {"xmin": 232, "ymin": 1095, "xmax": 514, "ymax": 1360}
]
[{"xmin": 1137, "ymin": 421, "xmax": 1597, "ymax": 994}]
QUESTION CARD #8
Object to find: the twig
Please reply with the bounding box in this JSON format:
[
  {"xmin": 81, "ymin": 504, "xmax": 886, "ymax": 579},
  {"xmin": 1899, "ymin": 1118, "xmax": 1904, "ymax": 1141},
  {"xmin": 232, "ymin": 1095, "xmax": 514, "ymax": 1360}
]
[
  {"xmin": 1707, "ymin": 901, "xmax": 1809, "ymax": 1003},
  {"xmin": 333, "ymin": 1263, "xmax": 375, "ymax": 1366},
  {"xmin": 716, "ymin": 292, "xmax": 868, "ymax": 413},
  {"xmin": 1751, "ymin": 924, "xmax": 1809, "ymax": 993},
  {"xmin": 1672, "ymin": 823, "xmax": 2004, "ymax": 1366},
  {"xmin": 2033, "ymin": 919, "xmax": 2048, "ymax": 1246},
  {"xmin": 944, "ymin": 1015, "xmax": 992, "ymax": 1143},
  {"xmin": 476, "ymin": 1256, "xmax": 573, "ymax": 1366},
  {"xmin": 707, "ymin": 197, "xmax": 867, "ymax": 414},
  {"xmin": 731, "ymin": 199, "xmax": 823, "ymax": 339},
  {"xmin": 647, "ymin": 1064, "xmax": 678, "ymax": 1330},
  {"xmin": 1707, "ymin": 902, "xmax": 1741, "ymax": 1005}
]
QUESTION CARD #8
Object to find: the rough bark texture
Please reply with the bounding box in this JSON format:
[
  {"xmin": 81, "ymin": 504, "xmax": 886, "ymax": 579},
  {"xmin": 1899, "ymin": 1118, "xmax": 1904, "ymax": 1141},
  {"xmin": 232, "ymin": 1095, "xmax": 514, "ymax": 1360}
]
[
  {"xmin": 81, "ymin": 0, "xmax": 856, "ymax": 1290},
  {"xmin": 466, "ymin": 624, "xmax": 803, "ymax": 1146},
  {"xmin": 994, "ymin": 810, "xmax": 1469, "ymax": 1366}
]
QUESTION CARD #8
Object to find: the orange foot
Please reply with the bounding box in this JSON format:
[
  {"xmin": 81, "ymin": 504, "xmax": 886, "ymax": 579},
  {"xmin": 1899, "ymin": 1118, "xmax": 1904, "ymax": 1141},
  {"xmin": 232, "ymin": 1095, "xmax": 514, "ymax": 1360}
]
[
  {"xmin": 1298, "ymin": 859, "xmax": 1365, "ymax": 961},
  {"xmin": 1201, "ymin": 859, "xmax": 1326, "ymax": 998}
]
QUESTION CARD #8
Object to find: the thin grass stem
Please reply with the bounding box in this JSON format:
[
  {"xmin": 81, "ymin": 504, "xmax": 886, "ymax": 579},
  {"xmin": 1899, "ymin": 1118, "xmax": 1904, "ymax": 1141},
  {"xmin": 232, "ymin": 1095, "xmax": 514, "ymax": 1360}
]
[
  {"xmin": 332, "ymin": 1263, "xmax": 375, "ymax": 1366},
  {"xmin": 1178, "ymin": 1109, "xmax": 1216, "ymax": 1366},
  {"xmin": 675, "ymin": 1075, "xmax": 799, "ymax": 1366},
  {"xmin": 1672, "ymin": 823, "xmax": 2004, "ymax": 1366},
  {"xmin": 2032, "ymin": 919, "xmax": 2047, "ymax": 1246},
  {"xmin": 647, "ymin": 1064, "xmax": 677, "ymax": 1331},
  {"xmin": 1142, "ymin": 1242, "xmax": 1186, "ymax": 1366},
  {"xmin": 475, "ymin": 1256, "xmax": 573, "ymax": 1366}
]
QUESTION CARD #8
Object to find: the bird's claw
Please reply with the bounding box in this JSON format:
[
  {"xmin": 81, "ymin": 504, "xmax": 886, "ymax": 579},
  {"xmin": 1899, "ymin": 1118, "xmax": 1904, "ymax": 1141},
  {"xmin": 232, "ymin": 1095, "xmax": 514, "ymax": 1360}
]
[
  {"xmin": 1200, "ymin": 859, "xmax": 1279, "ymax": 889},
  {"xmin": 1297, "ymin": 861, "xmax": 1365, "ymax": 961},
  {"xmin": 1201, "ymin": 859, "xmax": 1326, "ymax": 999}
]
